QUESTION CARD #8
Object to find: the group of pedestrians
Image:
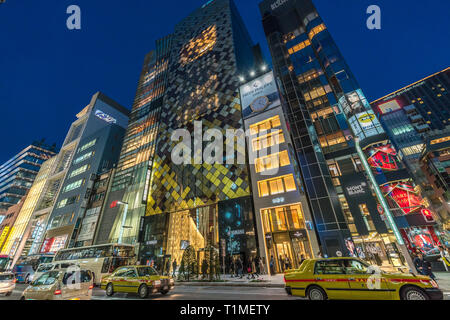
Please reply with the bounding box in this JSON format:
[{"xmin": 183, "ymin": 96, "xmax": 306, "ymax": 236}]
[{"xmin": 228, "ymin": 256, "xmax": 265, "ymax": 279}]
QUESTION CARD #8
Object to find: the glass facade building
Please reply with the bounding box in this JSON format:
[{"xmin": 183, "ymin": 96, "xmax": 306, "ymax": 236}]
[
  {"xmin": 132, "ymin": 0, "xmax": 264, "ymax": 271},
  {"xmin": 258, "ymin": 0, "xmax": 441, "ymax": 267},
  {"xmin": 0, "ymin": 142, "xmax": 57, "ymax": 212}
]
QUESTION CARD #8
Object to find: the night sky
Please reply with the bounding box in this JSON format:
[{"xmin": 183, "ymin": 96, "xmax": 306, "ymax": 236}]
[{"xmin": 0, "ymin": 0, "xmax": 449, "ymax": 164}]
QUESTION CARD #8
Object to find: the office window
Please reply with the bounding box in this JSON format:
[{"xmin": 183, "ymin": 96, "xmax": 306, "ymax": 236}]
[
  {"xmin": 68, "ymin": 165, "xmax": 89, "ymax": 179},
  {"xmin": 252, "ymin": 130, "xmax": 285, "ymax": 151},
  {"xmin": 249, "ymin": 116, "xmax": 282, "ymax": 135},
  {"xmin": 73, "ymin": 152, "xmax": 94, "ymax": 165},
  {"xmin": 63, "ymin": 179, "xmax": 84, "ymax": 193},
  {"xmin": 255, "ymin": 150, "xmax": 291, "ymax": 173},
  {"xmin": 78, "ymin": 139, "xmax": 97, "ymax": 153},
  {"xmin": 288, "ymin": 39, "xmax": 311, "ymax": 55},
  {"xmin": 258, "ymin": 174, "xmax": 297, "ymax": 197},
  {"xmin": 308, "ymin": 23, "xmax": 326, "ymax": 39}
]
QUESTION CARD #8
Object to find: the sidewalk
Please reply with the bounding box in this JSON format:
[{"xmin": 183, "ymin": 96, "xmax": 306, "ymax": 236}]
[
  {"xmin": 175, "ymin": 274, "xmax": 285, "ymax": 288},
  {"xmin": 435, "ymin": 272, "xmax": 450, "ymax": 292}
]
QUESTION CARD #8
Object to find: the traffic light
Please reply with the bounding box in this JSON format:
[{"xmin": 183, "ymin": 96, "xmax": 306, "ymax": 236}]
[{"xmin": 421, "ymin": 209, "xmax": 435, "ymax": 223}]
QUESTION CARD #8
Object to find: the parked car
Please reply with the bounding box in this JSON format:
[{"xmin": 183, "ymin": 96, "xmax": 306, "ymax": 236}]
[
  {"xmin": 21, "ymin": 268, "xmax": 94, "ymax": 300},
  {"xmin": 0, "ymin": 273, "xmax": 16, "ymax": 296}
]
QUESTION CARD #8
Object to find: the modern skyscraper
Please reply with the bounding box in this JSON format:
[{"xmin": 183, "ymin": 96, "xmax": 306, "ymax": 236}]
[
  {"xmin": 0, "ymin": 142, "xmax": 57, "ymax": 212},
  {"xmin": 2, "ymin": 92, "xmax": 129, "ymax": 264},
  {"xmin": 258, "ymin": 0, "xmax": 438, "ymax": 267},
  {"xmin": 98, "ymin": 0, "xmax": 264, "ymax": 270},
  {"xmin": 96, "ymin": 37, "xmax": 172, "ymax": 246}
]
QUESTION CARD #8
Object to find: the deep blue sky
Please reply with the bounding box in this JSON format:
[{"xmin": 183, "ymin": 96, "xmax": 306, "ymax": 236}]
[{"xmin": 0, "ymin": 0, "xmax": 449, "ymax": 164}]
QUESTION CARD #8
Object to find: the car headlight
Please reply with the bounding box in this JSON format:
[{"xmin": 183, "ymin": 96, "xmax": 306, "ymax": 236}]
[{"xmin": 154, "ymin": 280, "xmax": 161, "ymax": 286}]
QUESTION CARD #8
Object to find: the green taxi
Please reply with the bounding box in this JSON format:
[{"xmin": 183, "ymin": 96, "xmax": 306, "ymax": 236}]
[
  {"xmin": 284, "ymin": 257, "xmax": 443, "ymax": 301},
  {"xmin": 101, "ymin": 266, "xmax": 174, "ymax": 299}
]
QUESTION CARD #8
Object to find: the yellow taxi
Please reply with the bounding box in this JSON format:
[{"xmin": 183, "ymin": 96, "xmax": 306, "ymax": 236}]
[
  {"xmin": 100, "ymin": 265, "xmax": 174, "ymax": 299},
  {"xmin": 284, "ymin": 257, "xmax": 443, "ymax": 300}
]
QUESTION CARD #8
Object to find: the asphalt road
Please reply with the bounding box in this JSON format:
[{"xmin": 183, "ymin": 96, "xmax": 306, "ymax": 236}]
[{"xmin": 3, "ymin": 284, "xmax": 450, "ymax": 301}]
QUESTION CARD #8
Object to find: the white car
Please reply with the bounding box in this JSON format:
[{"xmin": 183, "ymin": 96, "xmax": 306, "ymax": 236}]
[
  {"xmin": 0, "ymin": 273, "xmax": 16, "ymax": 296},
  {"xmin": 33, "ymin": 263, "xmax": 78, "ymax": 283}
]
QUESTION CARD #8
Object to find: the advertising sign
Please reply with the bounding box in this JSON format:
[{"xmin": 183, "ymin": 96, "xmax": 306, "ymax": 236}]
[
  {"xmin": 349, "ymin": 110, "xmax": 384, "ymax": 140},
  {"xmin": 95, "ymin": 110, "xmax": 117, "ymax": 124},
  {"xmin": 382, "ymin": 182, "xmax": 423, "ymax": 215},
  {"xmin": 367, "ymin": 144, "xmax": 399, "ymax": 172},
  {"xmin": 240, "ymin": 71, "xmax": 281, "ymax": 119},
  {"xmin": 0, "ymin": 226, "xmax": 10, "ymax": 249}
]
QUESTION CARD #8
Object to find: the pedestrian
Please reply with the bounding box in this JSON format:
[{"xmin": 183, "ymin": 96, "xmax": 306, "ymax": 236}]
[
  {"xmin": 172, "ymin": 259, "xmax": 177, "ymax": 278},
  {"xmin": 229, "ymin": 258, "xmax": 235, "ymax": 278},
  {"xmin": 414, "ymin": 251, "xmax": 435, "ymax": 280},
  {"xmin": 413, "ymin": 252, "xmax": 425, "ymax": 275},
  {"xmin": 165, "ymin": 259, "xmax": 171, "ymax": 276},
  {"xmin": 236, "ymin": 257, "xmax": 243, "ymax": 279},
  {"xmin": 259, "ymin": 257, "xmax": 266, "ymax": 275},
  {"xmin": 269, "ymin": 256, "xmax": 275, "ymax": 275},
  {"xmin": 284, "ymin": 256, "xmax": 291, "ymax": 271},
  {"xmin": 279, "ymin": 255, "xmax": 284, "ymax": 272},
  {"xmin": 254, "ymin": 256, "xmax": 260, "ymax": 278},
  {"xmin": 247, "ymin": 258, "xmax": 255, "ymax": 280},
  {"xmin": 300, "ymin": 254, "xmax": 306, "ymax": 265},
  {"xmin": 439, "ymin": 246, "xmax": 449, "ymax": 272}
]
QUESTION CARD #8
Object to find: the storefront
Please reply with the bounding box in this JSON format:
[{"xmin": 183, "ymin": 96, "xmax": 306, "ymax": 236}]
[{"xmin": 261, "ymin": 204, "xmax": 313, "ymax": 273}]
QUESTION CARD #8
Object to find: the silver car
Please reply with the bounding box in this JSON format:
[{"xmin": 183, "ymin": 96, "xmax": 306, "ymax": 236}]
[{"xmin": 0, "ymin": 273, "xmax": 16, "ymax": 296}]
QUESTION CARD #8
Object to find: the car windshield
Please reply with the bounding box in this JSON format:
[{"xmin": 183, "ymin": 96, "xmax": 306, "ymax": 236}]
[
  {"xmin": 37, "ymin": 264, "xmax": 54, "ymax": 273},
  {"xmin": 0, "ymin": 274, "xmax": 14, "ymax": 281},
  {"xmin": 137, "ymin": 267, "xmax": 158, "ymax": 277},
  {"xmin": 33, "ymin": 271, "xmax": 60, "ymax": 286}
]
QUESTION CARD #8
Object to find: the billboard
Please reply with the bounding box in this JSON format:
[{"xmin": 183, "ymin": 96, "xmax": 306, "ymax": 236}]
[
  {"xmin": 349, "ymin": 110, "xmax": 385, "ymax": 140},
  {"xmin": 367, "ymin": 144, "xmax": 399, "ymax": 172},
  {"xmin": 382, "ymin": 182, "xmax": 423, "ymax": 215},
  {"xmin": 240, "ymin": 71, "xmax": 281, "ymax": 119}
]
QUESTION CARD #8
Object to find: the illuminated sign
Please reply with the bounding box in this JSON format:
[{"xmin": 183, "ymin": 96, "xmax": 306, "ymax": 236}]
[
  {"xmin": 240, "ymin": 71, "xmax": 281, "ymax": 119},
  {"xmin": 382, "ymin": 182, "xmax": 423, "ymax": 215},
  {"xmin": 0, "ymin": 226, "xmax": 10, "ymax": 249},
  {"xmin": 367, "ymin": 144, "xmax": 399, "ymax": 172},
  {"xmin": 95, "ymin": 110, "xmax": 117, "ymax": 124},
  {"xmin": 349, "ymin": 110, "xmax": 384, "ymax": 140},
  {"xmin": 272, "ymin": 197, "xmax": 285, "ymax": 204},
  {"xmin": 345, "ymin": 182, "xmax": 368, "ymax": 196}
]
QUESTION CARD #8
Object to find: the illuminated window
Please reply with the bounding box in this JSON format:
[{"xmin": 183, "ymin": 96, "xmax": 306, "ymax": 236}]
[
  {"xmin": 258, "ymin": 174, "xmax": 297, "ymax": 197},
  {"xmin": 298, "ymin": 69, "xmax": 321, "ymax": 84},
  {"xmin": 261, "ymin": 204, "xmax": 305, "ymax": 233},
  {"xmin": 68, "ymin": 165, "xmax": 89, "ymax": 179},
  {"xmin": 319, "ymin": 132, "xmax": 346, "ymax": 148},
  {"xmin": 308, "ymin": 23, "xmax": 326, "ymax": 39},
  {"xmin": 63, "ymin": 179, "xmax": 84, "ymax": 193},
  {"xmin": 255, "ymin": 150, "xmax": 291, "ymax": 173},
  {"xmin": 252, "ymin": 130, "xmax": 285, "ymax": 151},
  {"xmin": 73, "ymin": 152, "xmax": 94, "ymax": 165},
  {"xmin": 179, "ymin": 25, "xmax": 217, "ymax": 65},
  {"xmin": 431, "ymin": 136, "xmax": 450, "ymax": 145},
  {"xmin": 78, "ymin": 139, "xmax": 96, "ymax": 153},
  {"xmin": 303, "ymin": 86, "xmax": 328, "ymax": 101},
  {"xmin": 250, "ymin": 116, "xmax": 282, "ymax": 135},
  {"xmin": 288, "ymin": 39, "xmax": 311, "ymax": 55}
]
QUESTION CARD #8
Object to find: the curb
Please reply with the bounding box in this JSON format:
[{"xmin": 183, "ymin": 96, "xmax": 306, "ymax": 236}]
[{"xmin": 175, "ymin": 282, "xmax": 285, "ymax": 288}]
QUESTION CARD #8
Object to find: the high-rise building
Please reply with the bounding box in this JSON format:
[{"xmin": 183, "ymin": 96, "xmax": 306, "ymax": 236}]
[
  {"xmin": 0, "ymin": 194, "xmax": 27, "ymax": 253},
  {"xmin": 99, "ymin": 0, "xmax": 264, "ymax": 271},
  {"xmin": 240, "ymin": 71, "xmax": 320, "ymax": 272},
  {"xmin": 2, "ymin": 92, "xmax": 129, "ymax": 264},
  {"xmin": 420, "ymin": 134, "xmax": 450, "ymax": 244},
  {"xmin": 258, "ymin": 0, "xmax": 440, "ymax": 267},
  {"xmin": 0, "ymin": 142, "xmax": 57, "ymax": 212},
  {"xmin": 96, "ymin": 38, "xmax": 171, "ymax": 246}
]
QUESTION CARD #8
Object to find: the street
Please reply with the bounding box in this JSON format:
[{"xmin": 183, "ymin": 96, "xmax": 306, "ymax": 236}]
[{"xmin": 3, "ymin": 284, "xmax": 450, "ymax": 301}]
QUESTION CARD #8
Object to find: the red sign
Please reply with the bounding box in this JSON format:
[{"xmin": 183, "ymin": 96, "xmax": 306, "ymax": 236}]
[
  {"xmin": 367, "ymin": 145, "xmax": 399, "ymax": 172},
  {"xmin": 40, "ymin": 238, "xmax": 55, "ymax": 254},
  {"xmin": 382, "ymin": 182, "xmax": 423, "ymax": 215},
  {"xmin": 110, "ymin": 200, "xmax": 118, "ymax": 209},
  {"xmin": 421, "ymin": 209, "xmax": 435, "ymax": 222}
]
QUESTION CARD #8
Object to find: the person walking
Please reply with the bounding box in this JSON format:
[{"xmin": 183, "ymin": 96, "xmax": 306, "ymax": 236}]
[
  {"xmin": 284, "ymin": 256, "xmax": 291, "ymax": 271},
  {"xmin": 172, "ymin": 260, "xmax": 177, "ymax": 278},
  {"xmin": 229, "ymin": 258, "xmax": 235, "ymax": 278},
  {"xmin": 259, "ymin": 257, "xmax": 266, "ymax": 275},
  {"xmin": 439, "ymin": 246, "xmax": 449, "ymax": 272},
  {"xmin": 236, "ymin": 257, "xmax": 243, "ymax": 279},
  {"xmin": 254, "ymin": 256, "xmax": 260, "ymax": 278},
  {"xmin": 269, "ymin": 256, "xmax": 275, "ymax": 275}
]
